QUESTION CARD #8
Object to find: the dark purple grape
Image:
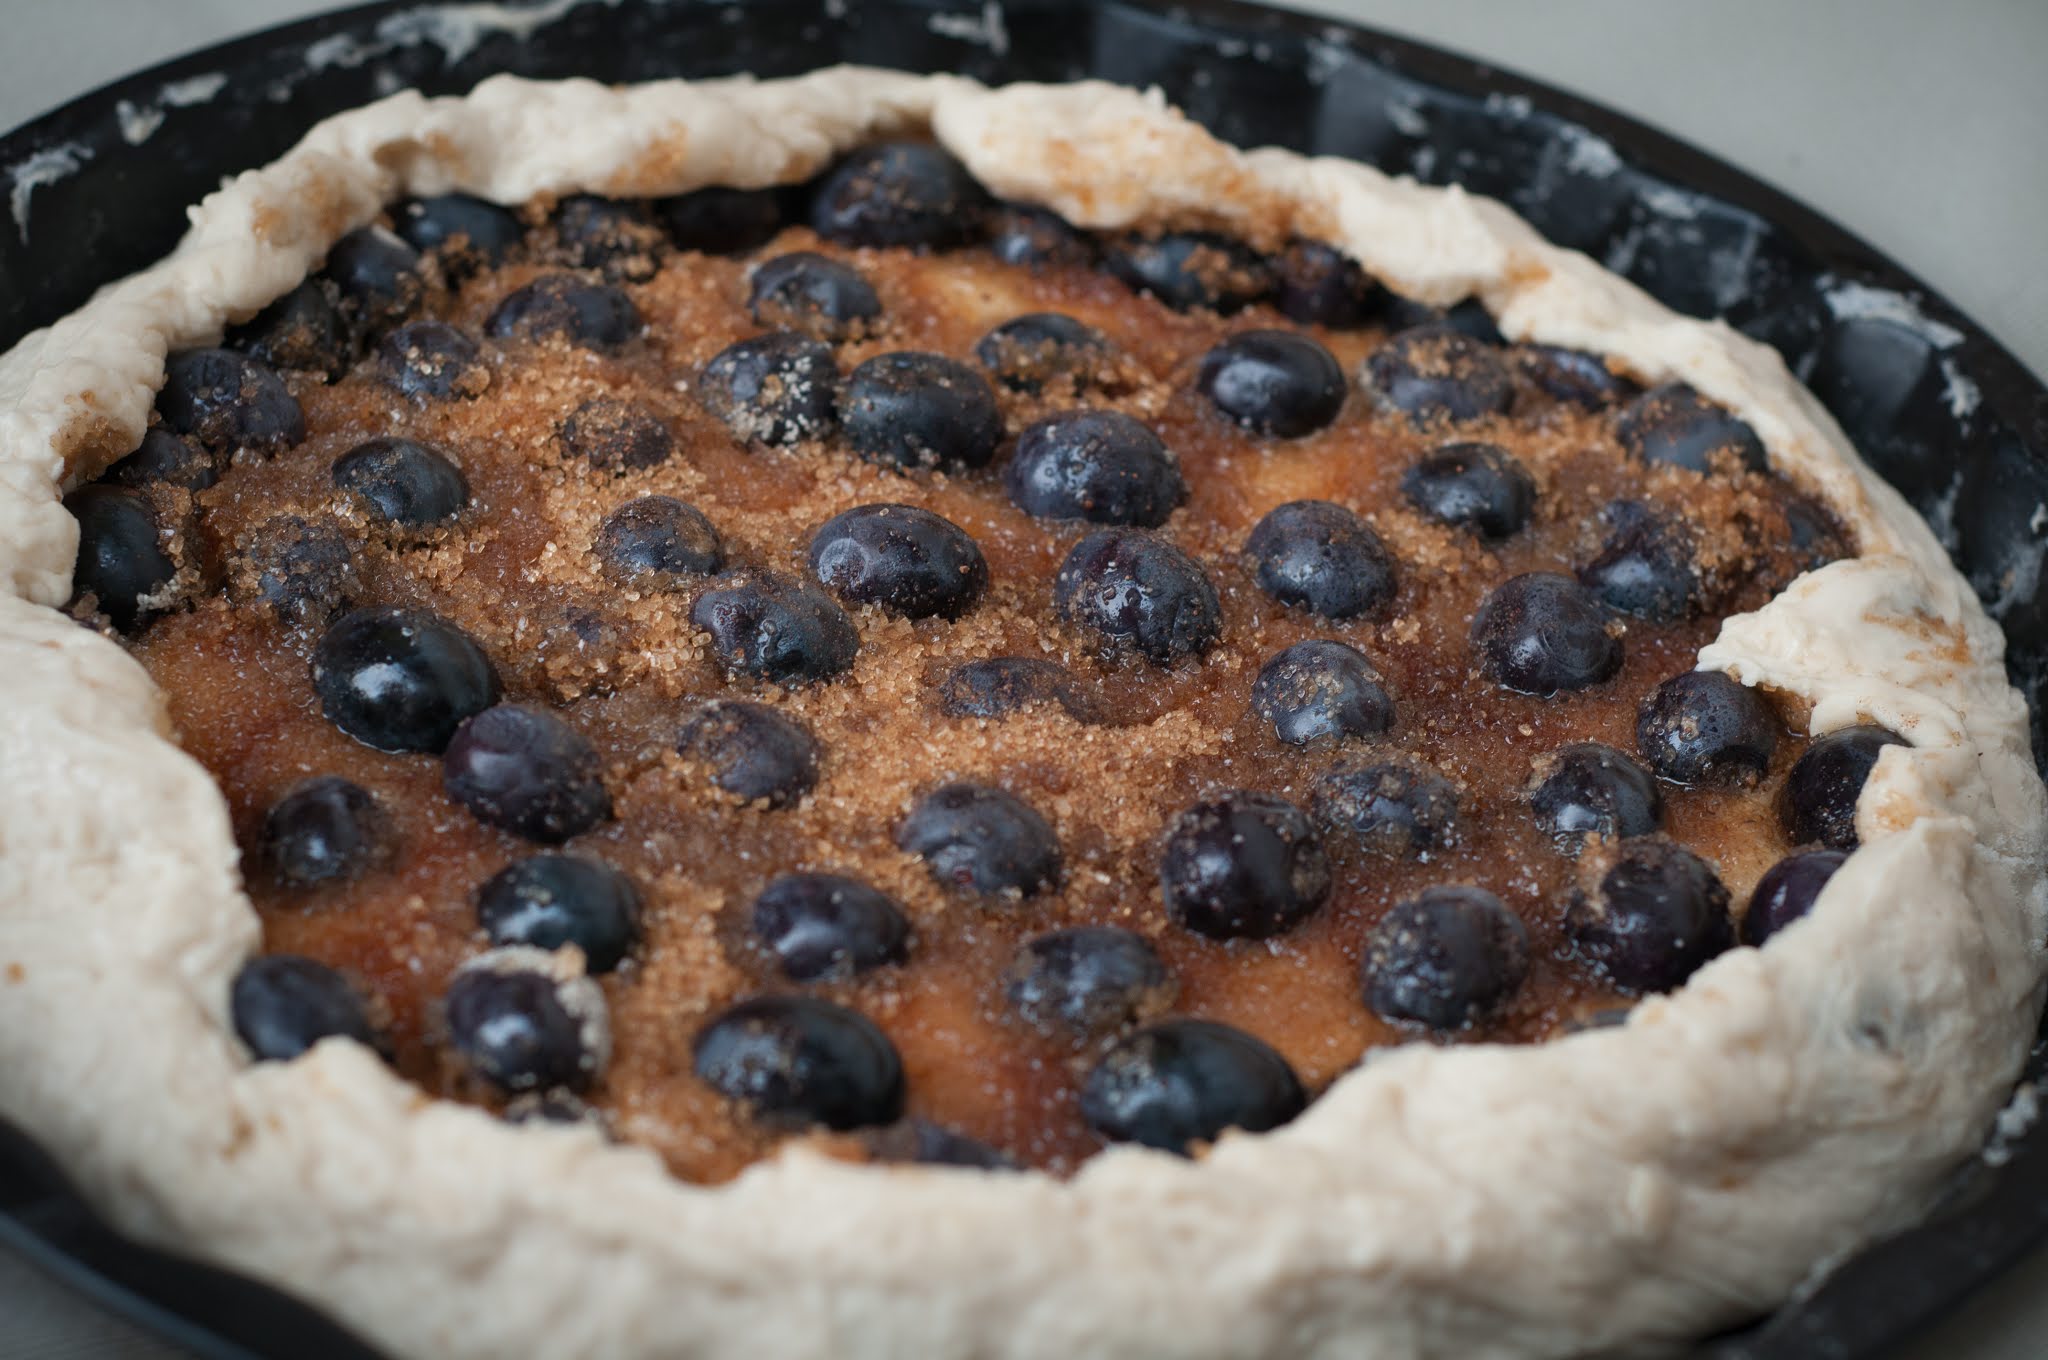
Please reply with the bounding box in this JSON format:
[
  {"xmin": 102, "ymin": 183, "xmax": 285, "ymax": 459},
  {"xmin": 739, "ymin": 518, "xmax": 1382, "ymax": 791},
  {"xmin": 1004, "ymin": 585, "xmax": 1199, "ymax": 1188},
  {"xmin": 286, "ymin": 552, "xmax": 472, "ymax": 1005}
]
[
  {"xmin": 1005, "ymin": 926, "xmax": 1170, "ymax": 1039},
  {"xmin": 230, "ymin": 280, "xmax": 351, "ymax": 378},
  {"xmin": 239, "ymin": 515, "xmax": 358, "ymax": 627},
  {"xmin": 557, "ymin": 397, "xmax": 674, "ymax": 472},
  {"xmin": 1512, "ymin": 344, "xmax": 1636, "ymax": 409},
  {"xmin": 1470, "ymin": 572, "xmax": 1622, "ymax": 694},
  {"xmin": 699, "ymin": 331, "xmax": 840, "ymax": 446},
  {"xmin": 1364, "ymin": 324, "xmax": 1512, "ymax": 425},
  {"xmin": 1244, "ymin": 500, "xmax": 1395, "ymax": 621},
  {"xmin": 750, "ymin": 873, "xmax": 910, "ymax": 981},
  {"xmin": 551, "ymin": 194, "xmax": 665, "ymax": 281},
  {"xmin": 896, "ymin": 782, "xmax": 1061, "ymax": 900},
  {"xmin": 444, "ymin": 953, "xmax": 608, "ymax": 1093},
  {"xmin": 808, "ymin": 503, "xmax": 988, "ymax": 620},
  {"xmin": 1160, "ymin": 791, "xmax": 1330, "ymax": 940},
  {"xmin": 1236, "ymin": 499, "xmax": 1400, "ymax": 622},
  {"xmin": 594, "ymin": 495, "xmax": 725, "ymax": 589},
  {"xmin": 1527, "ymin": 742, "xmax": 1662, "ymax": 852},
  {"xmin": 1780, "ymin": 725, "xmax": 1906, "ymax": 849},
  {"xmin": 1579, "ymin": 500, "xmax": 1698, "ymax": 622},
  {"xmin": 486, "ymin": 273, "xmax": 640, "ymax": 350},
  {"xmin": 655, "ymin": 185, "xmax": 785, "ymax": 254},
  {"xmin": 395, "ymin": 194, "xmax": 523, "ymax": 268},
  {"xmin": 1616, "ymin": 382, "xmax": 1767, "ymax": 474},
  {"xmin": 477, "ymin": 855, "xmax": 642, "ymax": 973},
  {"xmin": 988, "ymin": 204, "xmax": 1093, "ymax": 268},
  {"xmin": 748, "ymin": 251, "xmax": 881, "ymax": 340},
  {"xmin": 694, "ymin": 995, "xmax": 903, "ymax": 1129},
  {"xmin": 378, "ymin": 320, "xmax": 486, "ymax": 402},
  {"xmin": 443, "ymin": 703, "xmax": 612, "ymax": 843},
  {"xmin": 1273, "ymin": 239, "xmax": 1382, "ymax": 327},
  {"xmin": 690, "ymin": 571, "xmax": 859, "ymax": 686},
  {"xmin": 1401, "ymin": 441, "xmax": 1536, "ymax": 540},
  {"xmin": 1081, "ymin": 1019, "xmax": 1305, "ymax": 1153},
  {"xmin": 1197, "ymin": 330, "xmax": 1346, "ymax": 438},
  {"xmin": 1781, "ymin": 494, "xmax": 1845, "ymax": 570},
  {"xmin": 101, "ymin": 429, "xmax": 219, "ymax": 491},
  {"xmin": 1103, "ymin": 232, "xmax": 1272, "ymax": 313},
  {"xmin": 866, "ymin": 1120, "xmax": 1016, "ymax": 1170},
  {"xmin": 676, "ymin": 700, "xmax": 820, "ymax": 809},
  {"xmin": 1743, "ymin": 849, "xmax": 1847, "ymax": 946},
  {"xmin": 331, "ymin": 437, "xmax": 470, "ymax": 528},
  {"xmin": 1565, "ymin": 839, "xmax": 1734, "ymax": 993},
  {"xmin": 231, "ymin": 955, "xmax": 384, "ymax": 1062},
  {"xmin": 320, "ymin": 225, "xmax": 422, "ymax": 332},
  {"xmin": 1005, "ymin": 410, "xmax": 1184, "ymax": 527},
  {"xmin": 1382, "ymin": 296, "xmax": 1506, "ymax": 345},
  {"xmin": 262, "ymin": 776, "xmax": 390, "ymax": 890},
  {"xmin": 1250, "ymin": 639, "xmax": 1394, "ymax": 747},
  {"xmin": 810, "ymin": 142, "xmax": 988, "ymax": 249},
  {"xmin": 312, "ymin": 606, "xmax": 499, "ymax": 753},
  {"xmin": 64, "ymin": 485, "xmax": 176, "ymax": 632},
  {"xmin": 975, "ymin": 313, "xmax": 1112, "ymax": 395},
  {"xmin": 937, "ymin": 657, "xmax": 1090, "ymax": 722},
  {"xmin": 1053, "ymin": 528, "xmax": 1221, "ymax": 665},
  {"xmin": 1636, "ymin": 671, "xmax": 1778, "ymax": 787},
  {"xmin": 1363, "ymin": 886, "xmax": 1531, "ymax": 1030},
  {"xmin": 1313, "ymin": 760, "xmax": 1460, "ymax": 860},
  {"xmin": 842, "ymin": 351, "xmax": 1003, "ymax": 473},
  {"xmin": 157, "ymin": 348, "xmax": 305, "ymax": 452}
]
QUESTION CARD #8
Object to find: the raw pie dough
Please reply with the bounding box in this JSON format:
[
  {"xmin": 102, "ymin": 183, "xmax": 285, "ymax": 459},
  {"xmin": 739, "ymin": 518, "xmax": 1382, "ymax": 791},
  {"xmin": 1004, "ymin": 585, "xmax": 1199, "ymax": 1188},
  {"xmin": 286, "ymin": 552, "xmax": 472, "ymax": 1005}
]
[{"xmin": 1, "ymin": 67, "xmax": 2044, "ymax": 1360}]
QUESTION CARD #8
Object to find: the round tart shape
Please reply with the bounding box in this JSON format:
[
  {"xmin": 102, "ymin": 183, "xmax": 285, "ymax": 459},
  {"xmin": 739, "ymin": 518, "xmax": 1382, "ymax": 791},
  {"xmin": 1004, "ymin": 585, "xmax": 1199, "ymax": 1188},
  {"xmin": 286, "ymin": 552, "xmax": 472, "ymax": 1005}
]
[{"xmin": 0, "ymin": 68, "xmax": 2042, "ymax": 1360}]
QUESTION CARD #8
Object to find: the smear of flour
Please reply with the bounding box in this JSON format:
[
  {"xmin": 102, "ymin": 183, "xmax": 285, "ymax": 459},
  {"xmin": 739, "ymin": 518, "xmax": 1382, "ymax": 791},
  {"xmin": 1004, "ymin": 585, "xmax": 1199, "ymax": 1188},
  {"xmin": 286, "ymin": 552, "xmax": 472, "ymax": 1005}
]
[
  {"xmin": 293, "ymin": 0, "xmax": 615, "ymax": 91},
  {"xmin": 1636, "ymin": 182, "xmax": 1701, "ymax": 221},
  {"xmin": 378, "ymin": 0, "xmax": 619, "ymax": 65},
  {"xmin": 1920, "ymin": 467, "xmax": 1966, "ymax": 555},
  {"xmin": 1558, "ymin": 125, "xmax": 1622, "ymax": 179},
  {"xmin": 9, "ymin": 143, "xmax": 92, "ymax": 243},
  {"xmin": 1303, "ymin": 36, "xmax": 1350, "ymax": 86},
  {"xmin": 1940, "ymin": 358, "xmax": 1981, "ymax": 420},
  {"xmin": 1823, "ymin": 279, "xmax": 1967, "ymax": 349},
  {"xmin": 927, "ymin": 2, "xmax": 1009, "ymax": 56},
  {"xmin": 112, "ymin": 71, "xmax": 231, "ymax": 146},
  {"xmin": 1382, "ymin": 86, "xmax": 1428, "ymax": 138},
  {"xmin": 304, "ymin": 32, "xmax": 378, "ymax": 72},
  {"xmin": 115, "ymin": 101, "xmax": 165, "ymax": 145},
  {"xmin": 161, "ymin": 72, "xmax": 230, "ymax": 107},
  {"xmin": 1984, "ymin": 1081, "xmax": 2039, "ymax": 1167}
]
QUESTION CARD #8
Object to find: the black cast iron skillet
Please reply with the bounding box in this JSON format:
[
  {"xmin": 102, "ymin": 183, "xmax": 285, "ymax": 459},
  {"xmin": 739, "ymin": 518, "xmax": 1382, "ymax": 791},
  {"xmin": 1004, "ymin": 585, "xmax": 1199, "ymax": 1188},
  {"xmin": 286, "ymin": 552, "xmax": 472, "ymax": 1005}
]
[{"xmin": 1, "ymin": 2, "xmax": 2044, "ymax": 1357}]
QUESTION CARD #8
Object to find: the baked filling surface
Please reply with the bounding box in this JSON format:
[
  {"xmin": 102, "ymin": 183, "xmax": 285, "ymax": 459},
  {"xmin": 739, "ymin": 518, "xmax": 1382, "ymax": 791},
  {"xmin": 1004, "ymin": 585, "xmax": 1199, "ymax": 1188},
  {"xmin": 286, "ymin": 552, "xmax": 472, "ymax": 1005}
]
[
  {"xmin": 73, "ymin": 148, "xmax": 1875, "ymax": 1181},
  {"xmin": 5, "ymin": 69, "xmax": 2044, "ymax": 1360}
]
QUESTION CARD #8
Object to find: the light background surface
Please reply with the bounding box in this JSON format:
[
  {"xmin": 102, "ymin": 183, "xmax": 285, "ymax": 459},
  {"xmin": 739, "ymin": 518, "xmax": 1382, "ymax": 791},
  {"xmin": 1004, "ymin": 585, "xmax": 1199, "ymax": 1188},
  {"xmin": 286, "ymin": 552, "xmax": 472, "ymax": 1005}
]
[{"xmin": 0, "ymin": 1, "xmax": 2043, "ymax": 1358}]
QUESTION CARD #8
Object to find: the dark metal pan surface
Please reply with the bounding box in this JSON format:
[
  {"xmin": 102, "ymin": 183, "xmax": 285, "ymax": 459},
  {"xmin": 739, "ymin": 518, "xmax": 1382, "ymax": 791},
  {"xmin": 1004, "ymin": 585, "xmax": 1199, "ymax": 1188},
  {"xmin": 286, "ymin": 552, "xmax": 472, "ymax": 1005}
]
[{"xmin": 2, "ymin": 3, "xmax": 2043, "ymax": 1357}]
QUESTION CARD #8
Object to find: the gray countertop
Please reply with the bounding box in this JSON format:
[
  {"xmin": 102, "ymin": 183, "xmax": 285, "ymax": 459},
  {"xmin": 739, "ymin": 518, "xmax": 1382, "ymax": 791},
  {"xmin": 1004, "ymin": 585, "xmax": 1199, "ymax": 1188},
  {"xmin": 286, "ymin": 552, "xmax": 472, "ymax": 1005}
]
[{"xmin": 2, "ymin": 2, "xmax": 2043, "ymax": 1358}]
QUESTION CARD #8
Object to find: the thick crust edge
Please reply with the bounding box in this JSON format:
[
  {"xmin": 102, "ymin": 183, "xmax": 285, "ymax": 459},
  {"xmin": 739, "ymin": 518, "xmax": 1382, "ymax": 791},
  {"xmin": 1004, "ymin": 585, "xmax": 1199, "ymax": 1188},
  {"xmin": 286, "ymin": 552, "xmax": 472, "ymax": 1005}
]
[{"xmin": 0, "ymin": 68, "xmax": 2042, "ymax": 1360}]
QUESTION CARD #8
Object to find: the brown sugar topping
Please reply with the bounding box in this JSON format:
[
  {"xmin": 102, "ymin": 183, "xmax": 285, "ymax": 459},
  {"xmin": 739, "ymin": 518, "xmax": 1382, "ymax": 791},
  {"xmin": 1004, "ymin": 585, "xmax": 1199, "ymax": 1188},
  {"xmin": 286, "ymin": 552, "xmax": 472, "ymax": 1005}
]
[{"xmin": 92, "ymin": 154, "xmax": 1855, "ymax": 1181}]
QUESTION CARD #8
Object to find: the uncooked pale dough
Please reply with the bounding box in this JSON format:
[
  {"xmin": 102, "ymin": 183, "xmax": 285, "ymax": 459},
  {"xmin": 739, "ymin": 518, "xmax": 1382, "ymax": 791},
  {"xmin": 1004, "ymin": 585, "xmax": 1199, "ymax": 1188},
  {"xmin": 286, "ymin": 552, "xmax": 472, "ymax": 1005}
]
[{"xmin": 0, "ymin": 67, "xmax": 2042, "ymax": 1360}]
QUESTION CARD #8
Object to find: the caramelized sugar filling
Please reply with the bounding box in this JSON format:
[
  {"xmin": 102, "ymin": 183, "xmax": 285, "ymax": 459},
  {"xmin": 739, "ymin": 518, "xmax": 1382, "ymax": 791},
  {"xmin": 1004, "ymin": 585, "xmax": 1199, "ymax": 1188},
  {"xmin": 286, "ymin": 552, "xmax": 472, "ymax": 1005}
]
[{"xmin": 95, "ymin": 167, "xmax": 1845, "ymax": 1180}]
